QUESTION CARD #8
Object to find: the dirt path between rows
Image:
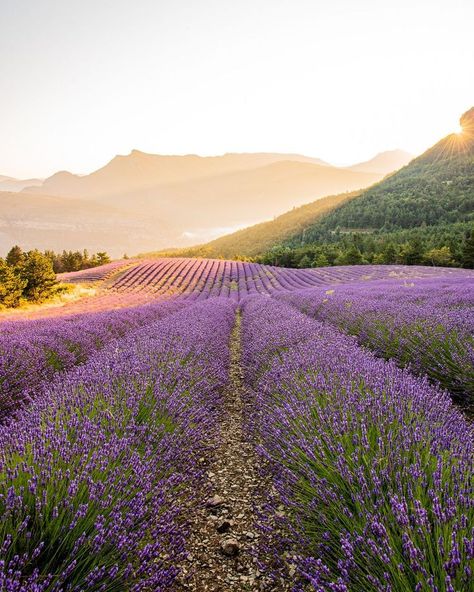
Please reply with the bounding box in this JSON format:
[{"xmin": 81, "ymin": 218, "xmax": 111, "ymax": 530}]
[{"xmin": 173, "ymin": 309, "xmax": 281, "ymax": 591}]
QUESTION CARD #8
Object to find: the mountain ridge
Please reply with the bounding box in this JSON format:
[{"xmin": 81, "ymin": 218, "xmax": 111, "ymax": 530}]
[
  {"xmin": 22, "ymin": 149, "xmax": 411, "ymax": 198},
  {"xmin": 22, "ymin": 151, "xmax": 334, "ymax": 197},
  {"xmin": 0, "ymin": 175, "xmax": 43, "ymax": 192},
  {"xmin": 163, "ymin": 108, "xmax": 473, "ymax": 260},
  {"xmin": 1, "ymin": 148, "xmax": 412, "ymax": 257},
  {"xmin": 347, "ymin": 149, "xmax": 413, "ymax": 174}
]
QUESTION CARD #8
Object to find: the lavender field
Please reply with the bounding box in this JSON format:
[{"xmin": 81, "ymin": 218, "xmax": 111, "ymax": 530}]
[{"xmin": 1, "ymin": 258, "xmax": 473, "ymax": 592}]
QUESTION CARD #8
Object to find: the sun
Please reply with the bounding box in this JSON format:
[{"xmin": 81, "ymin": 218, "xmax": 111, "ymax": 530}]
[{"xmin": 454, "ymin": 123, "xmax": 464, "ymax": 135}]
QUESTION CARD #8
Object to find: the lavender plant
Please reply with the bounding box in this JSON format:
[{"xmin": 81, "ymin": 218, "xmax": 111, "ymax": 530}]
[
  {"xmin": 241, "ymin": 296, "xmax": 474, "ymax": 591},
  {"xmin": 0, "ymin": 298, "xmax": 235, "ymax": 590},
  {"xmin": 0, "ymin": 299, "xmax": 184, "ymax": 420},
  {"xmin": 277, "ymin": 276, "xmax": 474, "ymax": 402}
]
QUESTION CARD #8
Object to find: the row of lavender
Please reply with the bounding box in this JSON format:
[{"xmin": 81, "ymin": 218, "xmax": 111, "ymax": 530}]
[
  {"xmin": 241, "ymin": 296, "xmax": 474, "ymax": 591},
  {"xmin": 106, "ymin": 258, "xmax": 469, "ymax": 298},
  {"xmin": 0, "ymin": 298, "xmax": 236, "ymax": 590},
  {"xmin": 0, "ymin": 298, "xmax": 184, "ymax": 421},
  {"xmin": 277, "ymin": 276, "xmax": 474, "ymax": 402}
]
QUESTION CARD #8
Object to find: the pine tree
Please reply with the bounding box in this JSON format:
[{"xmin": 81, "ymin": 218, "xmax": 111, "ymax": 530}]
[
  {"xmin": 96, "ymin": 252, "xmax": 111, "ymax": 266},
  {"xmin": 6, "ymin": 245, "xmax": 24, "ymax": 267},
  {"xmin": 18, "ymin": 250, "xmax": 58, "ymax": 302},
  {"xmin": 0, "ymin": 259, "xmax": 26, "ymax": 308},
  {"xmin": 313, "ymin": 253, "xmax": 329, "ymax": 267},
  {"xmin": 298, "ymin": 255, "xmax": 312, "ymax": 269},
  {"xmin": 461, "ymin": 229, "xmax": 474, "ymax": 269},
  {"xmin": 337, "ymin": 246, "xmax": 364, "ymax": 265},
  {"xmin": 397, "ymin": 238, "xmax": 424, "ymax": 265}
]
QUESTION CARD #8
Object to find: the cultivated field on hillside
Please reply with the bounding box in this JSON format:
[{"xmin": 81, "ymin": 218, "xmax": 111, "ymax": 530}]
[{"xmin": 1, "ymin": 258, "xmax": 473, "ymax": 591}]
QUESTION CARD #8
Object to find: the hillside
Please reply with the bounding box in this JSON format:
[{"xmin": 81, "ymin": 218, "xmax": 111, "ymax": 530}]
[
  {"xmin": 177, "ymin": 108, "xmax": 473, "ymax": 262},
  {"xmin": 300, "ymin": 107, "xmax": 474, "ymax": 240},
  {"xmin": 347, "ymin": 149, "xmax": 413, "ymax": 174},
  {"xmin": 99, "ymin": 160, "xmax": 383, "ymax": 234}
]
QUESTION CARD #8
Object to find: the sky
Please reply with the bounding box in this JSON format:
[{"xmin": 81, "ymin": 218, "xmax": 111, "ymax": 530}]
[{"xmin": 0, "ymin": 0, "xmax": 473, "ymax": 179}]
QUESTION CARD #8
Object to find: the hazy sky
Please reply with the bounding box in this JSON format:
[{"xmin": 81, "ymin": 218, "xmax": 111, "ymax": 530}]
[{"xmin": 1, "ymin": 0, "xmax": 473, "ymax": 178}]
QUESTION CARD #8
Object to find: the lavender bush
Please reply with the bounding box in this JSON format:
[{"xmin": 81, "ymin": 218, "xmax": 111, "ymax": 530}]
[
  {"xmin": 241, "ymin": 296, "xmax": 474, "ymax": 591},
  {"xmin": 277, "ymin": 277, "xmax": 474, "ymax": 401},
  {"xmin": 0, "ymin": 299, "xmax": 184, "ymax": 420},
  {"xmin": 0, "ymin": 298, "xmax": 235, "ymax": 590}
]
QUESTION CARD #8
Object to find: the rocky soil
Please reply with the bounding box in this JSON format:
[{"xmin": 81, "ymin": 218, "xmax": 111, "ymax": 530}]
[{"xmin": 172, "ymin": 311, "xmax": 289, "ymax": 591}]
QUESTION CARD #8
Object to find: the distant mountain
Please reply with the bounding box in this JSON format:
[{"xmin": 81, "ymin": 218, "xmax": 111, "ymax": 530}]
[
  {"xmin": 0, "ymin": 175, "xmax": 43, "ymax": 192},
  {"xmin": 23, "ymin": 152, "xmax": 332, "ymax": 198},
  {"xmin": 347, "ymin": 149, "xmax": 413, "ymax": 174},
  {"xmin": 0, "ymin": 191, "xmax": 177, "ymax": 256},
  {"xmin": 4, "ymin": 148, "xmax": 409, "ymax": 256},
  {"xmin": 4, "ymin": 151, "xmax": 397, "ymax": 256},
  {"xmin": 92, "ymin": 159, "xmax": 383, "ymax": 233},
  {"xmin": 173, "ymin": 108, "xmax": 473, "ymax": 259}
]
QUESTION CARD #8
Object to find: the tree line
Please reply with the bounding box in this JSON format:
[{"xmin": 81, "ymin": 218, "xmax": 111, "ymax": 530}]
[
  {"xmin": 0, "ymin": 246, "xmax": 112, "ymax": 308},
  {"xmin": 43, "ymin": 249, "xmax": 111, "ymax": 273},
  {"xmin": 0, "ymin": 247, "xmax": 59, "ymax": 308},
  {"xmin": 257, "ymin": 225, "xmax": 474, "ymax": 269}
]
